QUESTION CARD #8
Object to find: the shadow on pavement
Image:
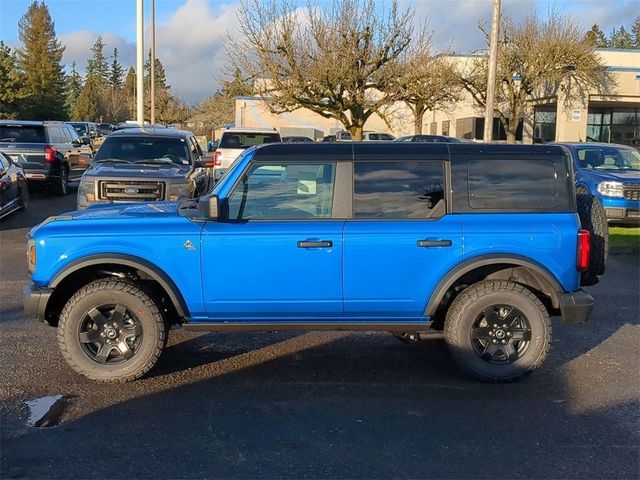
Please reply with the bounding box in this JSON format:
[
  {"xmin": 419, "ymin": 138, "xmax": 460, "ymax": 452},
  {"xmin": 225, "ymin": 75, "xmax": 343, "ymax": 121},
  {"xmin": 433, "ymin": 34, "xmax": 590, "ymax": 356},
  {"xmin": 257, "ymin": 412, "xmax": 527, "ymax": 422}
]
[{"xmin": 0, "ymin": 185, "xmax": 77, "ymax": 232}]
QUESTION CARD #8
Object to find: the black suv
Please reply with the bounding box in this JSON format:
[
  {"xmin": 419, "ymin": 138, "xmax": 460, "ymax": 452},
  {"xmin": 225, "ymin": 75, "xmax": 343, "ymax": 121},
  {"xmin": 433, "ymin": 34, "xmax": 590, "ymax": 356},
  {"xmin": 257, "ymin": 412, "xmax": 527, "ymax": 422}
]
[
  {"xmin": 0, "ymin": 120, "xmax": 94, "ymax": 195},
  {"xmin": 77, "ymin": 127, "xmax": 213, "ymax": 209}
]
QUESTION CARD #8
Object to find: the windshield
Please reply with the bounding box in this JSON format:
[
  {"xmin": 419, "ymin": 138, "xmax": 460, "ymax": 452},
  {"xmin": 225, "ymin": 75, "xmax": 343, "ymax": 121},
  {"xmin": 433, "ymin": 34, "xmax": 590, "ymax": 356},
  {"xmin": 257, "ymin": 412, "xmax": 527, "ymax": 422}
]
[
  {"xmin": 0, "ymin": 125, "xmax": 46, "ymax": 143},
  {"xmin": 576, "ymin": 146, "xmax": 640, "ymax": 171},
  {"xmin": 219, "ymin": 132, "xmax": 280, "ymax": 149},
  {"xmin": 94, "ymin": 136, "xmax": 191, "ymax": 165},
  {"xmin": 69, "ymin": 123, "xmax": 89, "ymax": 135}
]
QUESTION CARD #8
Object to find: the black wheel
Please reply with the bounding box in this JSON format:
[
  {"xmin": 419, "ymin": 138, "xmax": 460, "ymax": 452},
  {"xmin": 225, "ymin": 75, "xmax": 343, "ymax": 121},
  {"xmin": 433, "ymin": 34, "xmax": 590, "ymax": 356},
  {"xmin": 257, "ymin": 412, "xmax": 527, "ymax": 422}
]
[
  {"xmin": 58, "ymin": 279, "xmax": 166, "ymax": 382},
  {"xmin": 51, "ymin": 166, "xmax": 69, "ymax": 196},
  {"xmin": 18, "ymin": 181, "xmax": 28, "ymax": 210},
  {"xmin": 444, "ymin": 280, "xmax": 551, "ymax": 383},
  {"xmin": 576, "ymin": 190, "xmax": 608, "ymax": 285}
]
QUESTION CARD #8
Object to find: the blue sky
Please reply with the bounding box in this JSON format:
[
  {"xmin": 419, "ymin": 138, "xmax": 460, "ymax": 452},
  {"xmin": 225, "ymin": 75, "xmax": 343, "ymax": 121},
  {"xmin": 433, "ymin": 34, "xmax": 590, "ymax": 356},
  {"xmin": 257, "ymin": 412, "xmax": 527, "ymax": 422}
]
[{"xmin": 1, "ymin": 0, "xmax": 638, "ymax": 104}]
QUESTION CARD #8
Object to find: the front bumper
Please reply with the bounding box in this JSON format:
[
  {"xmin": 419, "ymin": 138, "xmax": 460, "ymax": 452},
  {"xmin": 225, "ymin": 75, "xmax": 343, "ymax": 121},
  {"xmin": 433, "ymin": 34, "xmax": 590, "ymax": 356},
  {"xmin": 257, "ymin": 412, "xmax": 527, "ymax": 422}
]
[
  {"xmin": 602, "ymin": 198, "xmax": 640, "ymax": 224},
  {"xmin": 559, "ymin": 290, "xmax": 594, "ymax": 324},
  {"xmin": 23, "ymin": 285, "xmax": 53, "ymax": 322}
]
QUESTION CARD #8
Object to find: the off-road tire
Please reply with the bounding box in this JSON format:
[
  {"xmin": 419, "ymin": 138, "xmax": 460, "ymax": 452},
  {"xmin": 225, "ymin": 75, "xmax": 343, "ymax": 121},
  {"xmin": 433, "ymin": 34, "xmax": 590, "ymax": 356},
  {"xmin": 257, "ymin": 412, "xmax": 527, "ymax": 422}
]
[
  {"xmin": 51, "ymin": 166, "xmax": 69, "ymax": 196},
  {"xmin": 444, "ymin": 280, "xmax": 551, "ymax": 383},
  {"xmin": 58, "ymin": 279, "xmax": 166, "ymax": 382},
  {"xmin": 576, "ymin": 190, "xmax": 608, "ymax": 285}
]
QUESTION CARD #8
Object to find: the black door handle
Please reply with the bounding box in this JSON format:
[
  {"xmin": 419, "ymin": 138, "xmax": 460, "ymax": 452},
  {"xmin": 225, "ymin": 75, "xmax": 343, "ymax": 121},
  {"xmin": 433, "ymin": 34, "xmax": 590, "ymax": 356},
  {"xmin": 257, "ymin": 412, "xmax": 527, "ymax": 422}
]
[
  {"xmin": 417, "ymin": 239, "xmax": 452, "ymax": 247},
  {"xmin": 297, "ymin": 240, "xmax": 333, "ymax": 248}
]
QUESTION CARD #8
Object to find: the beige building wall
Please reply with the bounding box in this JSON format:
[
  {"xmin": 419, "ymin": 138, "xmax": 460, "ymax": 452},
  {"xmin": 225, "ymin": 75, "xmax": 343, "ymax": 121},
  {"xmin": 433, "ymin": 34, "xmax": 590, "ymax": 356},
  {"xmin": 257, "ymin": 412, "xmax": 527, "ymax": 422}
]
[{"xmin": 235, "ymin": 48, "xmax": 640, "ymax": 144}]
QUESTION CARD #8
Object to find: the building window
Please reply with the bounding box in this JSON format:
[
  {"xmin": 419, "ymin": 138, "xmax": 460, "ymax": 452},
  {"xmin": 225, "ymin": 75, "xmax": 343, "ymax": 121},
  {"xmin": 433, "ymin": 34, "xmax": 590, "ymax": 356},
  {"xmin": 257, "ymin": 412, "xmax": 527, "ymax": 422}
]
[
  {"xmin": 533, "ymin": 106, "xmax": 557, "ymax": 144},
  {"xmin": 430, "ymin": 122, "xmax": 437, "ymax": 134},
  {"xmin": 588, "ymin": 108, "xmax": 639, "ymax": 147},
  {"xmin": 442, "ymin": 120, "xmax": 450, "ymax": 136},
  {"xmin": 455, "ymin": 117, "xmax": 522, "ymax": 141}
]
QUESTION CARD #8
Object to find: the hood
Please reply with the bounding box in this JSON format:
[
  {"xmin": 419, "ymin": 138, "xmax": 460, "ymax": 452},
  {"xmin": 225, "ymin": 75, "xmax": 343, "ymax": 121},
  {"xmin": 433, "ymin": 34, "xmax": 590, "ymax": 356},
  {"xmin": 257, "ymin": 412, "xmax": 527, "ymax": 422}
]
[
  {"xmin": 67, "ymin": 201, "xmax": 182, "ymax": 220},
  {"xmin": 587, "ymin": 169, "xmax": 640, "ymax": 182},
  {"xmin": 86, "ymin": 162, "xmax": 190, "ymax": 179}
]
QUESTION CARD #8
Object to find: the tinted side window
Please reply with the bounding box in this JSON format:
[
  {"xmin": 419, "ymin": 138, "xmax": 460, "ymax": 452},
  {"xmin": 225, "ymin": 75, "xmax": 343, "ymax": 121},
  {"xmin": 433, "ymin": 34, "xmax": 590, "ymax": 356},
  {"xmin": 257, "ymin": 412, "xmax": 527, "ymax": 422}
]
[
  {"xmin": 468, "ymin": 159, "xmax": 558, "ymax": 209},
  {"xmin": 227, "ymin": 162, "xmax": 336, "ymax": 220},
  {"xmin": 66, "ymin": 126, "xmax": 79, "ymax": 141},
  {"xmin": 354, "ymin": 161, "xmax": 445, "ymax": 219},
  {"xmin": 48, "ymin": 127, "xmax": 65, "ymax": 143}
]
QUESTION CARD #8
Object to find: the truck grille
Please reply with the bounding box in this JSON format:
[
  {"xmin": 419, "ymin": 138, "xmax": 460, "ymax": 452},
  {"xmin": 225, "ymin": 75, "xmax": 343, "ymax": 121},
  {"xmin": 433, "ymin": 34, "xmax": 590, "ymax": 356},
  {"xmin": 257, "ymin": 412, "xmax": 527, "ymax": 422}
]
[
  {"xmin": 623, "ymin": 183, "xmax": 640, "ymax": 201},
  {"xmin": 98, "ymin": 180, "xmax": 165, "ymax": 202}
]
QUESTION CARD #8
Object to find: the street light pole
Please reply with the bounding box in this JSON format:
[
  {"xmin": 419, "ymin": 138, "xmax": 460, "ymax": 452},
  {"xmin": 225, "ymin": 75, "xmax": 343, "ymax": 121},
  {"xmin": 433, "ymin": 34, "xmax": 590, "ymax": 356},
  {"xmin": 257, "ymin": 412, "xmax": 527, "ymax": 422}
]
[
  {"xmin": 484, "ymin": 0, "xmax": 501, "ymax": 143},
  {"xmin": 150, "ymin": 0, "xmax": 156, "ymax": 125},
  {"xmin": 136, "ymin": 0, "xmax": 144, "ymax": 125}
]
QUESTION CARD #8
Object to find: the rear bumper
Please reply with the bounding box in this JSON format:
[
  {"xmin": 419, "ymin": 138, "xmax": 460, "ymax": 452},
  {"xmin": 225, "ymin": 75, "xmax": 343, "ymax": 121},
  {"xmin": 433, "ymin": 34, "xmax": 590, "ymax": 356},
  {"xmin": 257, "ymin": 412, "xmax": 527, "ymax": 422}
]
[
  {"xmin": 23, "ymin": 285, "xmax": 53, "ymax": 322},
  {"xmin": 559, "ymin": 290, "xmax": 594, "ymax": 324}
]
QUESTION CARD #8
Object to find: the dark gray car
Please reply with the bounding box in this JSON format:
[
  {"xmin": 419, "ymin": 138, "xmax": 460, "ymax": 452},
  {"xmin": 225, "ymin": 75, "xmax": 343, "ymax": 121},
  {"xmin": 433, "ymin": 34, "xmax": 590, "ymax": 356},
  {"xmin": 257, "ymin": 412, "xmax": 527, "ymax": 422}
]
[
  {"xmin": 0, "ymin": 120, "xmax": 94, "ymax": 195},
  {"xmin": 77, "ymin": 127, "xmax": 213, "ymax": 209}
]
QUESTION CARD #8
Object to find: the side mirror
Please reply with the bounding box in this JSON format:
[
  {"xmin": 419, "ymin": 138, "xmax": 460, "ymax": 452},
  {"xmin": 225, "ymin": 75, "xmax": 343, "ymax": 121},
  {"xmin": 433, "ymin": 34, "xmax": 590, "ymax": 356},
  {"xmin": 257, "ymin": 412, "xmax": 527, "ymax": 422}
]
[{"xmin": 198, "ymin": 195, "xmax": 219, "ymax": 220}]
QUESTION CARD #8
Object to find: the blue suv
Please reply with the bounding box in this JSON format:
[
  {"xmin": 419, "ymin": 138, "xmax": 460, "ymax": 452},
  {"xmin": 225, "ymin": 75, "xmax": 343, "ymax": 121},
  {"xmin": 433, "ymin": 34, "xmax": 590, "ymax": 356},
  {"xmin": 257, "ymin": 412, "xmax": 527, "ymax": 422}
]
[{"xmin": 24, "ymin": 143, "xmax": 594, "ymax": 383}]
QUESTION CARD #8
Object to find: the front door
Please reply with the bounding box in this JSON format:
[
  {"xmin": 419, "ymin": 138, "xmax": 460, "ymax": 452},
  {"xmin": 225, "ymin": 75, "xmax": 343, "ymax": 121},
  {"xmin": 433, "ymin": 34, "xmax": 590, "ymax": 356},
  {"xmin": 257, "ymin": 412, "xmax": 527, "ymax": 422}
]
[
  {"xmin": 201, "ymin": 160, "xmax": 344, "ymax": 320},
  {"xmin": 343, "ymin": 160, "xmax": 463, "ymax": 320}
]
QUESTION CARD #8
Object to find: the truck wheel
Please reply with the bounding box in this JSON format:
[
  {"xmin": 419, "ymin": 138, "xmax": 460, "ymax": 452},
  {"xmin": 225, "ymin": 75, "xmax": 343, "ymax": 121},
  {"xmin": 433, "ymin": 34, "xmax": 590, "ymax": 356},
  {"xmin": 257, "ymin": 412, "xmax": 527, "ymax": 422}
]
[
  {"xmin": 444, "ymin": 280, "xmax": 551, "ymax": 383},
  {"xmin": 51, "ymin": 166, "xmax": 69, "ymax": 196},
  {"xmin": 576, "ymin": 190, "xmax": 608, "ymax": 285},
  {"xmin": 58, "ymin": 279, "xmax": 166, "ymax": 382}
]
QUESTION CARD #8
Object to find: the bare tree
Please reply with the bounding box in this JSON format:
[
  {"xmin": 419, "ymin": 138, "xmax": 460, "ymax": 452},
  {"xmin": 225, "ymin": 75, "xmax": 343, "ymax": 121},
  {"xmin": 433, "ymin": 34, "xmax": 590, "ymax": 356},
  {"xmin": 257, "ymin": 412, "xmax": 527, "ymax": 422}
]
[
  {"xmin": 460, "ymin": 10, "xmax": 610, "ymax": 143},
  {"xmin": 229, "ymin": 0, "xmax": 414, "ymax": 140}
]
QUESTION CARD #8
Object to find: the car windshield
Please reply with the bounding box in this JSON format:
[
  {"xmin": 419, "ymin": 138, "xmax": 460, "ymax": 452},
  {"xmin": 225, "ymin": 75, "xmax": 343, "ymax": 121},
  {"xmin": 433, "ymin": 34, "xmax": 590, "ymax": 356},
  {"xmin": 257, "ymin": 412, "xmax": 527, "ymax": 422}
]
[
  {"xmin": 576, "ymin": 146, "xmax": 640, "ymax": 171},
  {"xmin": 219, "ymin": 132, "xmax": 281, "ymax": 149},
  {"xmin": 94, "ymin": 136, "xmax": 191, "ymax": 165},
  {"xmin": 0, "ymin": 125, "xmax": 46, "ymax": 143},
  {"xmin": 69, "ymin": 123, "xmax": 89, "ymax": 135}
]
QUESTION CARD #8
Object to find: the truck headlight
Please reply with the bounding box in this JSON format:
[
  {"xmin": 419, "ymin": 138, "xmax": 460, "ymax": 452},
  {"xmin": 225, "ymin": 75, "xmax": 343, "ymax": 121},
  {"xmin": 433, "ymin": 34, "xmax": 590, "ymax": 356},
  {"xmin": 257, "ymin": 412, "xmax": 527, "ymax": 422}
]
[
  {"xmin": 597, "ymin": 181, "xmax": 624, "ymax": 198},
  {"xmin": 78, "ymin": 179, "xmax": 96, "ymax": 202},
  {"xmin": 168, "ymin": 183, "xmax": 190, "ymax": 200}
]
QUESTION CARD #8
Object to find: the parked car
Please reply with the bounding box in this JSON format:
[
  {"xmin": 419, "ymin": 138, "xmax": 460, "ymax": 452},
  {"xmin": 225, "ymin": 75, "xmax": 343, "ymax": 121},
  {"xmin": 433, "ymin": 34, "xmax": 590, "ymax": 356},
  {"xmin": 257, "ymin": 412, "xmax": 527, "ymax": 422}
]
[
  {"xmin": 362, "ymin": 132, "xmax": 395, "ymax": 141},
  {"xmin": 97, "ymin": 123, "xmax": 113, "ymax": 136},
  {"xmin": 0, "ymin": 151, "xmax": 28, "ymax": 219},
  {"xmin": 321, "ymin": 131, "xmax": 352, "ymax": 142},
  {"xmin": 394, "ymin": 135, "xmax": 463, "ymax": 143},
  {"xmin": 282, "ymin": 136, "xmax": 315, "ymax": 143},
  {"xmin": 67, "ymin": 122, "xmax": 103, "ymax": 152},
  {"xmin": 25, "ymin": 142, "xmax": 595, "ymax": 384},
  {"xmin": 77, "ymin": 127, "xmax": 212, "ymax": 209},
  {"xmin": 0, "ymin": 120, "xmax": 93, "ymax": 195},
  {"xmin": 213, "ymin": 127, "xmax": 281, "ymax": 168},
  {"xmin": 321, "ymin": 135, "xmax": 336, "ymax": 142}
]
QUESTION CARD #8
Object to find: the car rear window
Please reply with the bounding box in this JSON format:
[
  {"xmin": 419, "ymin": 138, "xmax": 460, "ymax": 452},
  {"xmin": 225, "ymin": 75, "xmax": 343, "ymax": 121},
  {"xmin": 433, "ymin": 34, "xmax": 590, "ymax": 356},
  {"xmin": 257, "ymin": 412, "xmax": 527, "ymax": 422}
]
[
  {"xmin": 0, "ymin": 125, "xmax": 47, "ymax": 143},
  {"xmin": 220, "ymin": 132, "xmax": 280, "ymax": 149},
  {"xmin": 95, "ymin": 136, "xmax": 191, "ymax": 165}
]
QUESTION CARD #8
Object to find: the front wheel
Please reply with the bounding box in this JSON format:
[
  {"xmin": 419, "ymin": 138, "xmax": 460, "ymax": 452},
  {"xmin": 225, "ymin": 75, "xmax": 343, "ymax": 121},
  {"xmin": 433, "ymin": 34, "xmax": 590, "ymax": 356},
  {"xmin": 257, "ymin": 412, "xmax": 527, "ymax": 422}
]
[
  {"xmin": 444, "ymin": 280, "xmax": 551, "ymax": 383},
  {"xmin": 58, "ymin": 279, "xmax": 166, "ymax": 382}
]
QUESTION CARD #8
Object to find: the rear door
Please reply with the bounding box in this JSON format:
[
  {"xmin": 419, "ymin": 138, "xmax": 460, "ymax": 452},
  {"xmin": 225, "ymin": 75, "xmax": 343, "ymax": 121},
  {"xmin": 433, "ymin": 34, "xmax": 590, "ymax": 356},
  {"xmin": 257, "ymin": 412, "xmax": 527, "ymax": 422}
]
[{"xmin": 343, "ymin": 146, "xmax": 462, "ymax": 321}]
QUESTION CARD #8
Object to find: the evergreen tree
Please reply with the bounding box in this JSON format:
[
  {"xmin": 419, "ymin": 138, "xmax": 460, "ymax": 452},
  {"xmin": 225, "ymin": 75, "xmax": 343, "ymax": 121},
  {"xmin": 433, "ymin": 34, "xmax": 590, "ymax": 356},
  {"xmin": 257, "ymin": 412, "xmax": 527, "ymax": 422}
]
[
  {"xmin": 64, "ymin": 61, "xmax": 83, "ymax": 118},
  {"xmin": 86, "ymin": 36, "xmax": 109, "ymax": 85},
  {"xmin": 123, "ymin": 66, "xmax": 136, "ymax": 119},
  {"xmin": 609, "ymin": 25, "xmax": 634, "ymax": 48},
  {"xmin": 632, "ymin": 15, "xmax": 640, "ymax": 48},
  {"xmin": 144, "ymin": 50, "xmax": 168, "ymax": 92},
  {"xmin": 109, "ymin": 48, "xmax": 123, "ymax": 88},
  {"xmin": 15, "ymin": 1, "xmax": 67, "ymax": 119},
  {"xmin": 585, "ymin": 24, "xmax": 608, "ymax": 47},
  {"xmin": 0, "ymin": 42, "xmax": 22, "ymax": 119},
  {"xmin": 73, "ymin": 73, "xmax": 100, "ymax": 120}
]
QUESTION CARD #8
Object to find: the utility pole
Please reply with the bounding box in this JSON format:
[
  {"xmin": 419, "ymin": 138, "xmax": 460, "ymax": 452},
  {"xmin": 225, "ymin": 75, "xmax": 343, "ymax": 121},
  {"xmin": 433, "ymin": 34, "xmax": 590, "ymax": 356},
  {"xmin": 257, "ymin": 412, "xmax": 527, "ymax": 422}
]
[
  {"xmin": 484, "ymin": 0, "xmax": 501, "ymax": 143},
  {"xmin": 136, "ymin": 0, "xmax": 144, "ymax": 125},
  {"xmin": 150, "ymin": 0, "xmax": 156, "ymax": 125}
]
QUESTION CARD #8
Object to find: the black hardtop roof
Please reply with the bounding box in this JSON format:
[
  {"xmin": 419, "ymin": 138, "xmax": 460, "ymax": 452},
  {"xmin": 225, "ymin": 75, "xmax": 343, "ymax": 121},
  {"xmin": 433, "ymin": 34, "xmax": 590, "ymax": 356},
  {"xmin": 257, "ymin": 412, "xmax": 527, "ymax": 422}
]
[
  {"xmin": 108, "ymin": 126, "xmax": 193, "ymax": 139},
  {"xmin": 252, "ymin": 141, "xmax": 568, "ymax": 161}
]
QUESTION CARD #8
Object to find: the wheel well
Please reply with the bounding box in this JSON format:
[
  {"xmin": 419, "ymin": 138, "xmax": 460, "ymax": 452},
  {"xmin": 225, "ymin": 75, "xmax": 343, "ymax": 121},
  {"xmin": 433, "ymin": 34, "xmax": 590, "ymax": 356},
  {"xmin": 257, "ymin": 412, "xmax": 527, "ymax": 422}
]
[
  {"xmin": 44, "ymin": 264, "xmax": 183, "ymax": 327},
  {"xmin": 429, "ymin": 263, "xmax": 561, "ymax": 329}
]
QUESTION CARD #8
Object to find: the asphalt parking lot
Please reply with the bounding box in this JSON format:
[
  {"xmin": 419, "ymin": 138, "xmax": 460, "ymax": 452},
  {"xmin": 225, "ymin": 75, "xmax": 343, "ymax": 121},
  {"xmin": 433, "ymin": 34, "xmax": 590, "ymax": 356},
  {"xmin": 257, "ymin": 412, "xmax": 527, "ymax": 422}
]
[{"xmin": 0, "ymin": 190, "xmax": 638, "ymax": 479}]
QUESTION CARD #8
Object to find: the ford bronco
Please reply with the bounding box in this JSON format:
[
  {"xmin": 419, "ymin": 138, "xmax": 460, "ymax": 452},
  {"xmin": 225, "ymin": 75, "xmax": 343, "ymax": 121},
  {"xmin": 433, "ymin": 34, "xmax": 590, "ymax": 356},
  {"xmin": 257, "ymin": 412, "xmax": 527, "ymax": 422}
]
[{"xmin": 24, "ymin": 143, "xmax": 595, "ymax": 383}]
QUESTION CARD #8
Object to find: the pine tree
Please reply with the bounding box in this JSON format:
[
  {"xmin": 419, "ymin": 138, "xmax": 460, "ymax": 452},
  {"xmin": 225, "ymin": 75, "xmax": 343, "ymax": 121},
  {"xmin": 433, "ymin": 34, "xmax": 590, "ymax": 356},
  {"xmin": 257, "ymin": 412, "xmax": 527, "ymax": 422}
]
[
  {"xmin": 144, "ymin": 50, "xmax": 168, "ymax": 92},
  {"xmin": 15, "ymin": 1, "xmax": 67, "ymax": 119},
  {"xmin": 0, "ymin": 42, "xmax": 22, "ymax": 119},
  {"xmin": 609, "ymin": 25, "xmax": 634, "ymax": 48},
  {"xmin": 64, "ymin": 61, "xmax": 83, "ymax": 118},
  {"xmin": 86, "ymin": 36, "xmax": 109, "ymax": 85},
  {"xmin": 109, "ymin": 48, "xmax": 123, "ymax": 88},
  {"xmin": 585, "ymin": 24, "xmax": 608, "ymax": 47},
  {"xmin": 632, "ymin": 15, "xmax": 640, "ymax": 48},
  {"xmin": 73, "ymin": 73, "xmax": 100, "ymax": 120},
  {"xmin": 123, "ymin": 66, "xmax": 136, "ymax": 119}
]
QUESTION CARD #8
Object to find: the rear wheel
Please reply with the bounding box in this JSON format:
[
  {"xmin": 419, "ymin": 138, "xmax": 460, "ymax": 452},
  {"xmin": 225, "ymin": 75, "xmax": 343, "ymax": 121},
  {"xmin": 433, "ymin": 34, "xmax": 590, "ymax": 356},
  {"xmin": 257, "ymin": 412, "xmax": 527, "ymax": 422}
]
[
  {"xmin": 58, "ymin": 279, "xmax": 166, "ymax": 382},
  {"xmin": 51, "ymin": 166, "xmax": 69, "ymax": 196},
  {"xmin": 444, "ymin": 280, "xmax": 551, "ymax": 383},
  {"xmin": 576, "ymin": 190, "xmax": 608, "ymax": 285}
]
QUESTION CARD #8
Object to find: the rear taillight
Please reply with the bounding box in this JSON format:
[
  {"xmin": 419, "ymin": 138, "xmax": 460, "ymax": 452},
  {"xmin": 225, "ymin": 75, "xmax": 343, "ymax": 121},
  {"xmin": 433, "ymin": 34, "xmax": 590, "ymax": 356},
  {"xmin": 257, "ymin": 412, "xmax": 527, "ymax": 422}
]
[
  {"xmin": 44, "ymin": 146, "xmax": 56, "ymax": 163},
  {"xmin": 214, "ymin": 150, "xmax": 222, "ymax": 166},
  {"xmin": 577, "ymin": 229, "xmax": 590, "ymax": 272}
]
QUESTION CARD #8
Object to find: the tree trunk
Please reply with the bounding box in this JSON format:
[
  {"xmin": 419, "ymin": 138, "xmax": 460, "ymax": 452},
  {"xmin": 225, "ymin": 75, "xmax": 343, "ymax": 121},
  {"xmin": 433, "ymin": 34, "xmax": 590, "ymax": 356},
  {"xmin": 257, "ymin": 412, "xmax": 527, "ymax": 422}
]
[
  {"xmin": 506, "ymin": 111, "xmax": 519, "ymax": 143},
  {"xmin": 414, "ymin": 111, "xmax": 424, "ymax": 135}
]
